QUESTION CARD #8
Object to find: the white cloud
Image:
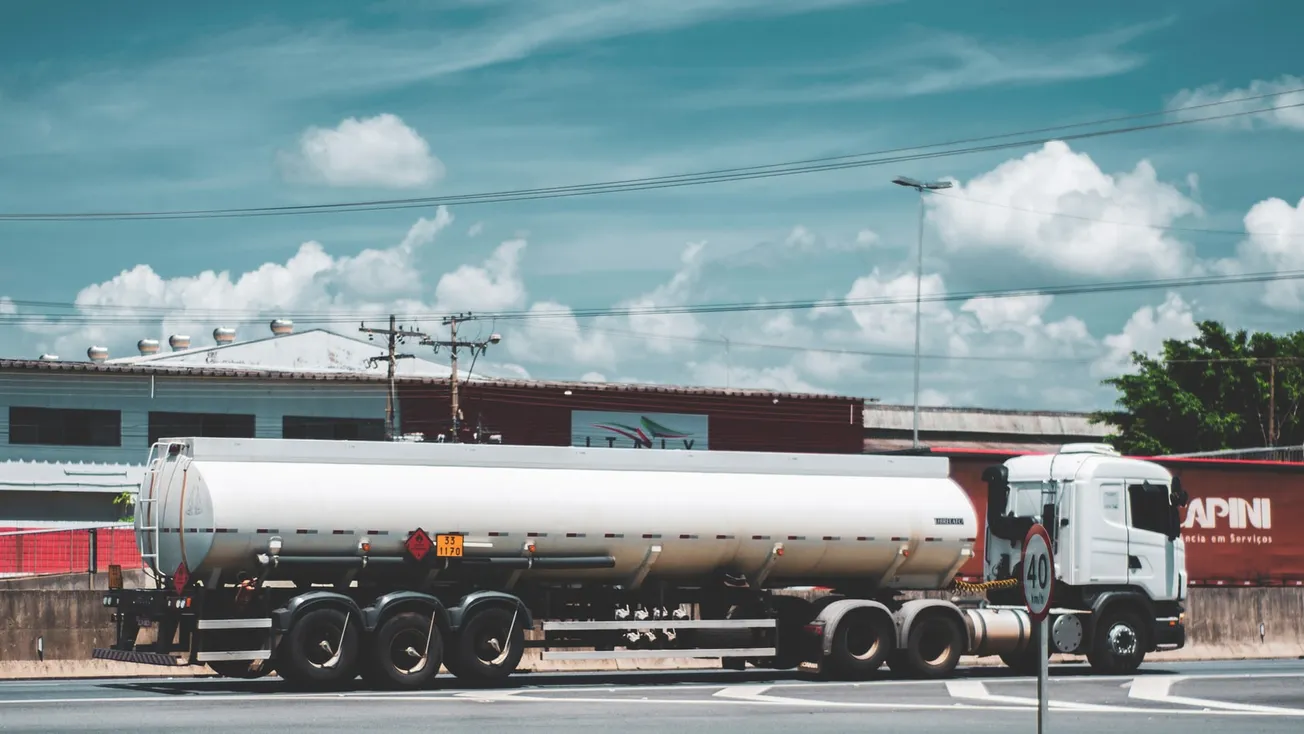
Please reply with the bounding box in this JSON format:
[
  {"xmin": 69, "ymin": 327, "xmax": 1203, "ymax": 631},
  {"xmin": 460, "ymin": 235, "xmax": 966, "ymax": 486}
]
[
  {"xmin": 467, "ymin": 222, "xmax": 485, "ymax": 238},
  {"xmin": 839, "ymin": 267, "xmax": 958, "ymax": 351},
  {"xmin": 1166, "ymin": 76, "xmax": 1304, "ymax": 131},
  {"xmin": 855, "ymin": 229, "xmax": 881, "ymax": 247},
  {"xmin": 0, "ymin": 297, "xmax": 15, "ymax": 316},
  {"xmin": 1093, "ymin": 293, "xmax": 1199, "ymax": 377},
  {"xmin": 279, "ymin": 113, "xmax": 443, "ymax": 188},
  {"xmin": 579, "ymin": 371, "xmax": 607, "ymax": 382},
  {"xmin": 1216, "ymin": 196, "xmax": 1304, "ymax": 311},
  {"xmin": 615, "ymin": 241, "xmax": 708, "ymax": 352},
  {"xmin": 687, "ymin": 359, "xmax": 826, "ymax": 394},
  {"xmin": 929, "ymin": 141, "xmax": 1202, "ymax": 278},
  {"xmin": 919, "ymin": 388, "xmax": 951, "ymax": 407},
  {"xmin": 503, "ymin": 301, "xmax": 618, "ymax": 370},
  {"xmin": 433, "ymin": 239, "xmax": 528, "ymax": 313}
]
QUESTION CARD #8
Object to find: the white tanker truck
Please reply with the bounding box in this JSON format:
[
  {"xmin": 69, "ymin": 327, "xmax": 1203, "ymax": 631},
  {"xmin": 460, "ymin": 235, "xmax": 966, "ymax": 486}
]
[{"xmin": 93, "ymin": 437, "xmax": 1189, "ymax": 689}]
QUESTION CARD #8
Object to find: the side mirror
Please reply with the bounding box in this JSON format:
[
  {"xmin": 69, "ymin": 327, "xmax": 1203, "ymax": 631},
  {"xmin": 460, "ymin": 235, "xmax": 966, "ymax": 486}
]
[
  {"xmin": 982, "ymin": 465, "xmax": 1010, "ymax": 526},
  {"xmin": 1171, "ymin": 476, "xmax": 1189, "ymax": 507}
]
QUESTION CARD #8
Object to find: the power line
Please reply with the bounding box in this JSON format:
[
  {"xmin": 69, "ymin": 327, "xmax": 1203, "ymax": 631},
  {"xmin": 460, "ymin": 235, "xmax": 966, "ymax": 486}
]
[
  {"xmin": 2, "ymin": 267, "xmax": 1300, "ymax": 327},
  {"xmin": 1, "ymin": 93, "xmax": 1300, "ymax": 223}
]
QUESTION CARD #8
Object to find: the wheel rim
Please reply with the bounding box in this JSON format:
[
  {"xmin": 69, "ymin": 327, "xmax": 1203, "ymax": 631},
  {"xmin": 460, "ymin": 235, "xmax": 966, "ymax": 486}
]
[
  {"xmin": 472, "ymin": 624, "xmax": 511, "ymax": 665},
  {"xmin": 846, "ymin": 621, "xmax": 883, "ymax": 661},
  {"xmin": 305, "ymin": 621, "xmax": 345, "ymax": 669},
  {"xmin": 389, "ymin": 628, "xmax": 432, "ymax": 675},
  {"xmin": 1107, "ymin": 623, "xmax": 1138, "ymax": 657},
  {"xmin": 918, "ymin": 621, "xmax": 954, "ymax": 666}
]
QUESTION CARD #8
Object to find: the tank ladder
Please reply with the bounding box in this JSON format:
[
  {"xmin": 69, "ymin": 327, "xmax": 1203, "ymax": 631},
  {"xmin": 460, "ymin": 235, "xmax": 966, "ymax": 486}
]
[{"xmin": 137, "ymin": 442, "xmax": 167, "ymax": 589}]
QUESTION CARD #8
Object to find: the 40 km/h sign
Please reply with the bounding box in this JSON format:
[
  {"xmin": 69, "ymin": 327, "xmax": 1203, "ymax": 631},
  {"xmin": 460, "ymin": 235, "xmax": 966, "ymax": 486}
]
[{"xmin": 1021, "ymin": 524, "xmax": 1054, "ymax": 622}]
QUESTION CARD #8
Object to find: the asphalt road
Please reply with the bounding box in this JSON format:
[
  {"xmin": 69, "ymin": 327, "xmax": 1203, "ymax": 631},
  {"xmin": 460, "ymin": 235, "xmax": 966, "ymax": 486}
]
[{"xmin": 1, "ymin": 659, "xmax": 1302, "ymax": 733}]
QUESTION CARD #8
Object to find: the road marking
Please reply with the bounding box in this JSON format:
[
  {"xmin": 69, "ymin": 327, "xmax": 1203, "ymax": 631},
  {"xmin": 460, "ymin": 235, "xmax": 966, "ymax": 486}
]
[
  {"xmin": 713, "ymin": 685, "xmax": 773, "ymax": 700},
  {"xmin": 944, "ymin": 680, "xmax": 1119, "ymax": 711},
  {"xmin": 1128, "ymin": 676, "xmax": 1304, "ymax": 715}
]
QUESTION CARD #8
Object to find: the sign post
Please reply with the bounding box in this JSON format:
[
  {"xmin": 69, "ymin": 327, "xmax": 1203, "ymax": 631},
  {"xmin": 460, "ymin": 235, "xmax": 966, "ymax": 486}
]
[{"xmin": 1021, "ymin": 524, "xmax": 1054, "ymax": 733}]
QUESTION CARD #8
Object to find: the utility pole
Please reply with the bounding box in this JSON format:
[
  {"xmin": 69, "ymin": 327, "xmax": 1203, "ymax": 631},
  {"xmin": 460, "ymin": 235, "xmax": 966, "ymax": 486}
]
[
  {"xmin": 422, "ymin": 313, "xmax": 502, "ymax": 443},
  {"xmin": 1269, "ymin": 357, "xmax": 1277, "ymax": 447},
  {"xmin": 892, "ymin": 175, "xmax": 953, "ymax": 450},
  {"xmin": 360, "ymin": 315, "xmax": 427, "ymax": 440}
]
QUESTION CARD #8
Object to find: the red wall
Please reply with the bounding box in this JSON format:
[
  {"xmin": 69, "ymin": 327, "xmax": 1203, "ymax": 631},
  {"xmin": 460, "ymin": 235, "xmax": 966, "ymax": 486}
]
[
  {"xmin": 946, "ymin": 451, "xmax": 1304, "ymax": 587},
  {"xmin": 398, "ymin": 381, "xmax": 865, "ymax": 453}
]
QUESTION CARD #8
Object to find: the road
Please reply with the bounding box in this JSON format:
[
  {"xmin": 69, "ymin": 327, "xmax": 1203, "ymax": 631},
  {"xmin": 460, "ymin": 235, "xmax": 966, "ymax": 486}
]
[{"xmin": 1, "ymin": 660, "xmax": 1301, "ymax": 733}]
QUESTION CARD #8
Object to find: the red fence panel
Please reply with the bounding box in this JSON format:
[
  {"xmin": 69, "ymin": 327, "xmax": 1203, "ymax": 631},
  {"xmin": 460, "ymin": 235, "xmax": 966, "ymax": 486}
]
[{"xmin": 0, "ymin": 526, "xmax": 141, "ymax": 578}]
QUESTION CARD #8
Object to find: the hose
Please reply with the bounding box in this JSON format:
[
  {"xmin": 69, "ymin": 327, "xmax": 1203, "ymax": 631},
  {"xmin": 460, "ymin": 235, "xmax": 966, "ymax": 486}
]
[{"xmin": 951, "ymin": 577, "xmax": 1019, "ymax": 594}]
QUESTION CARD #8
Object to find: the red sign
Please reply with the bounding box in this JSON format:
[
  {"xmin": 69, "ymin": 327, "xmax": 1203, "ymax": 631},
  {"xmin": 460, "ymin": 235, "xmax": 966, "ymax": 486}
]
[
  {"xmin": 405, "ymin": 528, "xmax": 433, "ymax": 561},
  {"xmin": 1021, "ymin": 524, "xmax": 1054, "ymax": 622},
  {"xmin": 172, "ymin": 562, "xmax": 190, "ymax": 595}
]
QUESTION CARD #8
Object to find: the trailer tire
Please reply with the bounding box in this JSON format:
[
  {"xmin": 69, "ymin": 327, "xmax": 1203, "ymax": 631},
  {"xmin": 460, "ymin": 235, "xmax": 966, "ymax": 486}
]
[
  {"xmin": 278, "ymin": 607, "xmax": 360, "ymax": 689},
  {"xmin": 1087, "ymin": 608, "xmax": 1146, "ymax": 676},
  {"xmin": 889, "ymin": 611, "xmax": 964, "ymax": 679},
  {"xmin": 446, "ymin": 606, "xmax": 525, "ymax": 686},
  {"xmin": 207, "ymin": 659, "xmax": 271, "ymax": 680},
  {"xmin": 826, "ymin": 610, "xmax": 894, "ymax": 680},
  {"xmin": 364, "ymin": 612, "xmax": 444, "ymax": 690}
]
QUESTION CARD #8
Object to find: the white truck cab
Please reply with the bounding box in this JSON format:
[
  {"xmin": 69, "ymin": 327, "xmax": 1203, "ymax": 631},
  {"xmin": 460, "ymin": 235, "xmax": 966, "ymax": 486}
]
[{"xmin": 980, "ymin": 443, "xmax": 1189, "ymax": 674}]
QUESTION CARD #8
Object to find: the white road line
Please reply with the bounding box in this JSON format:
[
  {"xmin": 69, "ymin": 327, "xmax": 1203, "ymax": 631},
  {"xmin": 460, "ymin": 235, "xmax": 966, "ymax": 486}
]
[
  {"xmin": 712, "ymin": 685, "xmax": 773, "ymax": 700},
  {"xmin": 1128, "ymin": 676, "xmax": 1304, "ymax": 715},
  {"xmin": 944, "ymin": 680, "xmax": 1120, "ymax": 711}
]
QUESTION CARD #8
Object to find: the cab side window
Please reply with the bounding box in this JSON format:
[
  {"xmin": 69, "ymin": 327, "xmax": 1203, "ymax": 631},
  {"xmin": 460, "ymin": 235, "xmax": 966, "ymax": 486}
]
[{"xmin": 1127, "ymin": 483, "xmax": 1170, "ymax": 534}]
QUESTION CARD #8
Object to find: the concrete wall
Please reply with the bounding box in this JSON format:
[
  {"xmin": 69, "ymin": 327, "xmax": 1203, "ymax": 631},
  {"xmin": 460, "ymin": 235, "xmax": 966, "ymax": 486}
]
[{"xmin": 2, "ymin": 586, "xmax": 1302, "ymax": 667}]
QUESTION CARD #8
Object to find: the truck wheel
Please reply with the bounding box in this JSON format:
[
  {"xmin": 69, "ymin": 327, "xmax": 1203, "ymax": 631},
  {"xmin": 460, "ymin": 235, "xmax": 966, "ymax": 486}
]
[
  {"xmin": 446, "ymin": 607, "xmax": 525, "ymax": 685},
  {"xmin": 364, "ymin": 612, "xmax": 444, "ymax": 690},
  {"xmin": 1087, "ymin": 609, "xmax": 1146, "ymax": 675},
  {"xmin": 825, "ymin": 610, "xmax": 894, "ymax": 680},
  {"xmin": 278, "ymin": 607, "xmax": 360, "ymax": 689},
  {"xmin": 207, "ymin": 659, "xmax": 271, "ymax": 680},
  {"xmin": 889, "ymin": 612, "xmax": 964, "ymax": 679}
]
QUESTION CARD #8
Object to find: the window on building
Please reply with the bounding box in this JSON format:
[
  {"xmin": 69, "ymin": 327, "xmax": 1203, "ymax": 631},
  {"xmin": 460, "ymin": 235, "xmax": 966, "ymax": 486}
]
[
  {"xmin": 283, "ymin": 415, "xmax": 387, "ymax": 441},
  {"xmin": 1127, "ymin": 482, "xmax": 1171, "ymax": 535},
  {"xmin": 148, "ymin": 411, "xmax": 256, "ymax": 445},
  {"xmin": 8, "ymin": 406, "xmax": 122, "ymax": 447}
]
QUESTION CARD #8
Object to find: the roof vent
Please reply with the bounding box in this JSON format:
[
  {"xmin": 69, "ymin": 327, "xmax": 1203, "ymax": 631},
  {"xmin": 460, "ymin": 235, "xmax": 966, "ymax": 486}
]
[
  {"xmin": 1058, "ymin": 443, "xmax": 1120, "ymax": 457},
  {"xmin": 270, "ymin": 318, "xmax": 294, "ymax": 336},
  {"xmin": 137, "ymin": 338, "xmax": 161, "ymax": 356},
  {"xmin": 87, "ymin": 346, "xmax": 109, "ymax": 363},
  {"xmin": 213, "ymin": 327, "xmax": 236, "ymax": 345},
  {"xmin": 38, "ymin": 353, "xmax": 59, "ymax": 362},
  {"xmin": 168, "ymin": 334, "xmax": 191, "ymax": 352}
]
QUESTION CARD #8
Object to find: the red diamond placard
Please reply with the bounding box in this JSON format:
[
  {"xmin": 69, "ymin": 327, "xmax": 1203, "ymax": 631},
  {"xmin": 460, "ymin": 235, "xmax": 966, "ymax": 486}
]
[
  {"xmin": 172, "ymin": 562, "xmax": 190, "ymax": 595},
  {"xmin": 405, "ymin": 528, "xmax": 433, "ymax": 561}
]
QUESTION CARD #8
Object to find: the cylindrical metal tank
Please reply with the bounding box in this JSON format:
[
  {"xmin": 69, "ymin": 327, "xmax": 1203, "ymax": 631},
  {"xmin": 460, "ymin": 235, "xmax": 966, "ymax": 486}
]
[{"xmin": 139, "ymin": 439, "xmax": 979, "ymax": 590}]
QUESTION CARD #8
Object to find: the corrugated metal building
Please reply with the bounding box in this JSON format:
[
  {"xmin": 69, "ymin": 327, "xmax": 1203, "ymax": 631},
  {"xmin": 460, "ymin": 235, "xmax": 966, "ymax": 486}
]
[
  {"xmin": 399, "ymin": 378, "xmax": 866, "ymax": 453},
  {"xmin": 862, "ymin": 403, "xmax": 1110, "ymax": 453}
]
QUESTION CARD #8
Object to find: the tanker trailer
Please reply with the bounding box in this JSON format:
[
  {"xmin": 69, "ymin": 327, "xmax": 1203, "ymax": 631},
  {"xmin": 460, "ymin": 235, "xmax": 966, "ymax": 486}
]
[{"xmin": 93, "ymin": 437, "xmax": 1186, "ymax": 689}]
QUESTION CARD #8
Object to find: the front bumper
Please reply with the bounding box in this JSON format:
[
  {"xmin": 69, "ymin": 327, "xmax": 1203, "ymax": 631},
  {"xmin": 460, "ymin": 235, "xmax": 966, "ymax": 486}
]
[{"xmin": 1152, "ymin": 616, "xmax": 1186, "ymax": 651}]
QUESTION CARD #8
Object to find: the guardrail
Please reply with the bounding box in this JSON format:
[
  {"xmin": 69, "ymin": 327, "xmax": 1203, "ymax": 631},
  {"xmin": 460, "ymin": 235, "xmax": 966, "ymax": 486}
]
[{"xmin": 0, "ymin": 524, "xmax": 139, "ymax": 578}]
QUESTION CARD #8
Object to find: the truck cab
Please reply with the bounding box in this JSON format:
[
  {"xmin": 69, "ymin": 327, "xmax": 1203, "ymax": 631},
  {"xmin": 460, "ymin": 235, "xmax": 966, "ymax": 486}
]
[{"xmin": 982, "ymin": 443, "xmax": 1189, "ymax": 673}]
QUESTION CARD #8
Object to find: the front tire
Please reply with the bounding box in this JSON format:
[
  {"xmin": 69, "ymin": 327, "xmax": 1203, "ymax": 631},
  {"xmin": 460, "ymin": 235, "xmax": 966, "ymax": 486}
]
[
  {"xmin": 363, "ymin": 612, "xmax": 444, "ymax": 690},
  {"xmin": 1087, "ymin": 609, "xmax": 1146, "ymax": 675}
]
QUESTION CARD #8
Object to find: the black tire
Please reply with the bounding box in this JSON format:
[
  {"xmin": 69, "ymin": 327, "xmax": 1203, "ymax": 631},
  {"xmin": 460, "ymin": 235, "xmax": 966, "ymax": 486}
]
[
  {"xmin": 1087, "ymin": 608, "xmax": 1146, "ymax": 675},
  {"xmin": 363, "ymin": 612, "xmax": 444, "ymax": 690},
  {"xmin": 277, "ymin": 607, "xmax": 361, "ymax": 689},
  {"xmin": 999, "ymin": 642, "xmax": 1046, "ymax": 675},
  {"xmin": 446, "ymin": 606, "xmax": 525, "ymax": 685},
  {"xmin": 825, "ymin": 610, "xmax": 895, "ymax": 680},
  {"xmin": 888, "ymin": 612, "xmax": 965, "ymax": 679},
  {"xmin": 207, "ymin": 659, "xmax": 271, "ymax": 679}
]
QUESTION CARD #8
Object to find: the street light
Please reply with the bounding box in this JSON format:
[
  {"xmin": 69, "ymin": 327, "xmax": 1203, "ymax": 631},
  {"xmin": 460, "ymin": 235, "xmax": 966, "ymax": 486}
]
[{"xmin": 892, "ymin": 176, "xmax": 953, "ymax": 450}]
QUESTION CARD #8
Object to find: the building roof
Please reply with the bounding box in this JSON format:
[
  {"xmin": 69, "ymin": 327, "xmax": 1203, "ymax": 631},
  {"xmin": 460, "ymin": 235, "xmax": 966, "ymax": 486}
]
[
  {"xmin": 107, "ymin": 328, "xmax": 460, "ymax": 378},
  {"xmin": 0, "ymin": 355, "xmax": 865, "ymax": 402},
  {"xmin": 863, "ymin": 403, "xmax": 1111, "ymax": 437},
  {"xmin": 0, "ymin": 460, "xmax": 144, "ymax": 493}
]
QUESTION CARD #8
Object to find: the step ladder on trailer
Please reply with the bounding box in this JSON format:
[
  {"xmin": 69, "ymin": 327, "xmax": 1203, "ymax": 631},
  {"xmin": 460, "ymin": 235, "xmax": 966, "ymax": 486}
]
[{"xmin": 136, "ymin": 441, "xmax": 173, "ymax": 590}]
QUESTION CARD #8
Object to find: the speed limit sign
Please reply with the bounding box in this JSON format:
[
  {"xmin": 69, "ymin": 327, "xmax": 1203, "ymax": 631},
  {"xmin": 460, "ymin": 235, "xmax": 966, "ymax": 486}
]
[{"xmin": 1021, "ymin": 524, "xmax": 1054, "ymax": 622}]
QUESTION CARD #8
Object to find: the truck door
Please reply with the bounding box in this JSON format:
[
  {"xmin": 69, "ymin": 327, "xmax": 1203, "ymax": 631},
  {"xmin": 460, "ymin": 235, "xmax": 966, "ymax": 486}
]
[
  {"xmin": 1087, "ymin": 481, "xmax": 1130, "ymax": 584},
  {"xmin": 1125, "ymin": 481, "xmax": 1177, "ymax": 601}
]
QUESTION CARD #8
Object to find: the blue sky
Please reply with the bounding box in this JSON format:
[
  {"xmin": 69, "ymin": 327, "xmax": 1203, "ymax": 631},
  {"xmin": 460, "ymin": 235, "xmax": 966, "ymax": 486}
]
[{"xmin": 1, "ymin": 0, "xmax": 1302, "ymax": 411}]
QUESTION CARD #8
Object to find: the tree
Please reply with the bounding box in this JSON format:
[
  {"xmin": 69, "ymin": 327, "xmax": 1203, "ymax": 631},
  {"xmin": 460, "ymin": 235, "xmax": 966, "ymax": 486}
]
[{"xmin": 1091, "ymin": 320, "xmax": 1304, "ymax": 455}]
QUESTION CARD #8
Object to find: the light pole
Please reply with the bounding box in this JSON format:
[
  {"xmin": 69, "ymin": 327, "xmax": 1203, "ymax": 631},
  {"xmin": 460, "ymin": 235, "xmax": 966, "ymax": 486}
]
[{"xmin": 891, "ymin": 176, "xmax": 952, "ymax": 450}]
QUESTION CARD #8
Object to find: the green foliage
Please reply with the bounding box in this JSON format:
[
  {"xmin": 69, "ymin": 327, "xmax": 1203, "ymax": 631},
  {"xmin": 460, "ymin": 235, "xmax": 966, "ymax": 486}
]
[
  {"xmin": 113, "ymin": 491, "xmax": 135, "ymax": 523},
  {"xmin": 1090, "ymin": 321, "xmax": 1304, "ymax": 455}
]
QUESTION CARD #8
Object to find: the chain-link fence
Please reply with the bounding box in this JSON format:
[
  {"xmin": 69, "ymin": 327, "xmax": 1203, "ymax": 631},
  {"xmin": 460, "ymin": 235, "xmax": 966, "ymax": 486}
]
[
  {"xmin": 1164, "ymin": 445, "xmax": 1304, "ymax": 462},
  {"xmin": 0, "ymin": 525, "xmax": 140, "ymax": 578}
]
